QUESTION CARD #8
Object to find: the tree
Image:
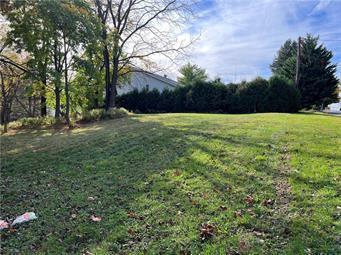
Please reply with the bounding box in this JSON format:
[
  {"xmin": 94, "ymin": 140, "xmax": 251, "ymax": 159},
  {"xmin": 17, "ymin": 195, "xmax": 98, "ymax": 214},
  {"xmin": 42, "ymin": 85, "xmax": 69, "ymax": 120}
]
[
  {"xmin": 270, "ymin": 39, "xmax": 297, "ymax": 80},
  {"xmin": 49, "ymin": 0, "xmax": 97, "ymax": 126},
  {"xmin": 299, "ymin": 35, "xmax": 339, "ymax": 109},
  {"xmin": 92, "ymin": 0, "xmax": 111, "ymax": 111},
  {"xmin": 92, "ymin": 0, "xmax": 193, "ymax": 110},
  {"xmin": 0, "ymin": 50, "xmax": 25, "ymax": 133},
  {"xmin": 5, "ymin": 0, "xmax": 99, "ymax": 125},
  {"xmin": 237, "ymin": 77, "xmax": 268, "ymax": 113},
  {"xmin": 177, "ymin": 63, "xmax": 208, "ymax": 86},
  {"xmin": 6, "ymin": 0, "xmax": 53, "ymax": 116},
  {"xmin": 266, "ymin": 76, "xmax": 300, "ymax": 113},
  {"xmin": 72, "ymin": 42, "xmax": 106, "ymax": 111},
  {"xmin": 271, "ymin": 34, "xmax": 339, "ymax": 109}
]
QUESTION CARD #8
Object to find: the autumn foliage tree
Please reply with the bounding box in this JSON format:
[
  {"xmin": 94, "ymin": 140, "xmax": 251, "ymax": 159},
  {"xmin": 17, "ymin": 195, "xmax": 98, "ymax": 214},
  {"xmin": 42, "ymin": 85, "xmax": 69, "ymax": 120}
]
[{"xmin": 92, "ymin": 0, "xmax": 193, "ymax": 110}]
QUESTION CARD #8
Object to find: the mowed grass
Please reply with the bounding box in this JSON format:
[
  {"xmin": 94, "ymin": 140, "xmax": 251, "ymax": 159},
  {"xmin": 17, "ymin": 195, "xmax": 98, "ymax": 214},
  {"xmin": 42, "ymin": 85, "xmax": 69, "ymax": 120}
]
[{"xmin": 1, "ymin": 113, "xmax": 340, "ymax": 254}]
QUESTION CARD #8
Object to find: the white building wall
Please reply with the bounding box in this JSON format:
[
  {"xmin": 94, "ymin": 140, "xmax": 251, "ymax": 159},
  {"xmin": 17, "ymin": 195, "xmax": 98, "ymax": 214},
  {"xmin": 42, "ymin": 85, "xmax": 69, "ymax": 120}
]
[
  {"xmin": 117, "ymin": 72, "xmax": 175, "ymax": 95},
  {"xmin": 325, "ymin": 90, "xmax": 341, "ymax": 113}
]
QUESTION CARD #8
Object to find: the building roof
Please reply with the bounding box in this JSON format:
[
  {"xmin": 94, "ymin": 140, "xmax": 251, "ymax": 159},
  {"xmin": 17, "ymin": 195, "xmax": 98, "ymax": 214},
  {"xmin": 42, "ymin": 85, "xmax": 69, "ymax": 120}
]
[
  {"xmin": 143, "ymin": 72, "xmax": 177, "ymax": 87},
  {"xmin": 130, "ymin": 67, "xmax": 177, "ymax": 87}
]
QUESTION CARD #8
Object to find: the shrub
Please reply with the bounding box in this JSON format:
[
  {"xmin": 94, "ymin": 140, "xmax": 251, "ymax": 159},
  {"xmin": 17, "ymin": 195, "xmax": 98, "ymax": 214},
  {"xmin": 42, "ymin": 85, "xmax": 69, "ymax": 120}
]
[
  {"xmin": 266, "ymin": 76, "xmax": 301, "ymax": 112},
  {"xmin": 185, "ymin": 81, "xmax": 227, "ymax": 112},
  {"xmin": 173, "ymin": 85, "xmax": 191, "ymax": 112},
  {"xmin": 158, "ymin": 89, "xmax": 175, "ymax": 112},
  {"xmin": 104, "ymin": 108, "xmax": 129, "ymax": 119},
  {"xmin": 237, "ymin": 77, "xmax": 269, "ymax": 113},
  {"xmin": 81, "ymin": 108, "xmax": 129, "ymax": 122},
  {"xmin": 116, "ymin": 77, "xmax": 301, "ymax": 114},
  {"xmin": 81, "ymin": 109, "xmax": 105, "ymax": 121},
  {"xmin": 8, "ymin": 116, "xmax": 59, "ymax": 129}
]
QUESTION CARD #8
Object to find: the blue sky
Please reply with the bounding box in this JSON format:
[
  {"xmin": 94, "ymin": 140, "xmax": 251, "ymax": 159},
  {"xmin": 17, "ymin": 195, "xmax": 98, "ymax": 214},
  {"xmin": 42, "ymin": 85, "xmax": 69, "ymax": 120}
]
[{"xmin": 185, "ymin": 0, "xmax": 341, "ymax": 82}]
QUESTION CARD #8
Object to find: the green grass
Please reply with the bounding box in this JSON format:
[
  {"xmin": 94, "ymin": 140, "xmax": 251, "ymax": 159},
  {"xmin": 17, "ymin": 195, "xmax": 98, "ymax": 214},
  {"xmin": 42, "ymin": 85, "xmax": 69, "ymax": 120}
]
[{"xmin": 1, "ymin": 113, "xmax": 340, "ymax": 254}]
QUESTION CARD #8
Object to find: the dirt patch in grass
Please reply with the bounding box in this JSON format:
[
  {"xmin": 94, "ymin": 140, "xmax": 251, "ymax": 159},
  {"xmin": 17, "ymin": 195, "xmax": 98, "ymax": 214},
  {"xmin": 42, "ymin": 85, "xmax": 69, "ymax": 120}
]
[{"xmin": 274, "ymin": 145, "xmax": 293, "ymax": 216}]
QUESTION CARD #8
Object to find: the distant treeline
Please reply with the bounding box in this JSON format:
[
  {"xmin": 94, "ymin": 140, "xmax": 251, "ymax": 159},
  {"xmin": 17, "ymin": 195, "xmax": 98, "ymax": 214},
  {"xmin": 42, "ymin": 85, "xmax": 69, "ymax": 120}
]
[{"xmin": 117, "ymin": 76, "xmax": 301, "ymax": 114}]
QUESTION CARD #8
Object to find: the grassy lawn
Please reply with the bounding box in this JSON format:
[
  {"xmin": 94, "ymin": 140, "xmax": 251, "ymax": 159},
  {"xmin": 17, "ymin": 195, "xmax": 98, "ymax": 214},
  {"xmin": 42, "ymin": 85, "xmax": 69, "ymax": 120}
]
[{"xmin": 1, "ymin": 113, "xmax": 340, "ymax": 254}]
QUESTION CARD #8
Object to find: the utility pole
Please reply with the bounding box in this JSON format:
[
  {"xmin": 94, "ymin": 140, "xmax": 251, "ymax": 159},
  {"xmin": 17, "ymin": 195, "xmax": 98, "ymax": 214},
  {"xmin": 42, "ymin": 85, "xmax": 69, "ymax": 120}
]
[{"xmin": 295, "ymin": 36, "xmax": 301, "ymax": 88}]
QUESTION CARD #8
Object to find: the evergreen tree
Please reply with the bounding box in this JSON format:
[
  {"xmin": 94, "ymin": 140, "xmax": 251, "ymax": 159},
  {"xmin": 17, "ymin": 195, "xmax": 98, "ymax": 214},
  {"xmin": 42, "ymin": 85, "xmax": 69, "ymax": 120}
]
[
  {"xmin": 271, "ymin": 39, "xmax": 297, "ymax": 80},
  {"xmin": 299, "ymin": 35, "xmax": 339, "ymax": 109},
  {"xmin": 271, "ymin": 34, "xmax": 339, "ymax": 109},
  {"xmin": 177, "ymin": 63, "xmax": 208, "ymax": 86}
]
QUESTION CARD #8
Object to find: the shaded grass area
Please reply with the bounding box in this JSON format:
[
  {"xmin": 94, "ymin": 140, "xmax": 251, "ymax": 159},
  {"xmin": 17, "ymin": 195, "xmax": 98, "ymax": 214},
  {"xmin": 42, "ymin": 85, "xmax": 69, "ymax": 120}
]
[{"xmin": 1, "ymin": 113, "xmax": 340, "ymax": 254}]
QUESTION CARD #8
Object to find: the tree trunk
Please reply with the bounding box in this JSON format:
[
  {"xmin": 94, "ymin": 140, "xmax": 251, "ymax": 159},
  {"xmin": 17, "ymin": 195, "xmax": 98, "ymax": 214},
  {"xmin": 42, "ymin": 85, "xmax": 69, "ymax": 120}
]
[
  {"xmin": 3, "ymin": 106, "xmax": 9, "ymax": 133},
  {"xmin": 110, "ymin": 57, "xmax": 119, "ymax": 109},
  {"xmin": 53, "ymin": 38, "xmax": 62, "ymax": 119},
  {"xmin": 55, "ymin": 87, "xmax": 61, "ymax": 118},
  {"xmin": 63, "ymin": 35, "xmax": 70, "ymax": 127},
  {"xmin": 94, "ymin": 88, "xmax": 99, "ymax": 109},
  {"xmin": 3, "ymin": 121, "xmax": 8, "ymax": 133},
  {"xmin": 41, "ymin": 74, "xmax": 47, "ymax": 116},
  {"xmin": 104, "ymin": 46, "xmax": 111, "ymax": 110},
  {"xmin": 40, "ymin": 95, "xmax": 47, "ymax": 116},
  {"xmin": 0, "ymin": 105, "xmax": 4, "ymax": 125},
  {"xmin": 1, "ymin": 100, "xmax": 9, "ymax": 133},
  {"xmin": 32, "ymin": 97, "xmax": 36, "ymax": 117},
  {"xmin": 95, "ymin": 1, "xmax": 111, "ymax": 111}
]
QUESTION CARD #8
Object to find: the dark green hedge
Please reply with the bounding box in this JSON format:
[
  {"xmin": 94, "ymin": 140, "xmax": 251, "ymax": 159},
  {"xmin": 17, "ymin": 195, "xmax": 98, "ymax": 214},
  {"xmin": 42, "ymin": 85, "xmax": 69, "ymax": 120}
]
[{"xmin": 117, "ymin": 76, "xmax": 300, "ymax": 114}]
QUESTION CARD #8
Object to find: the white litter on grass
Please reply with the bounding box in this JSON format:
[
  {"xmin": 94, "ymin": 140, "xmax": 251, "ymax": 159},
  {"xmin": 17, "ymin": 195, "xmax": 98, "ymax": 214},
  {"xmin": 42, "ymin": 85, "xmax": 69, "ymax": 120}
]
[
  {"xmin": 90, "ymin": 215, "xmax": 102, "ymax": 222},
  {"xmin": 12, "ymin": 212, "xmax": 37, "ymax": 226},
  {"xmin": 0, "ymin": 220, "xmax": 9, "ymax": 230}
]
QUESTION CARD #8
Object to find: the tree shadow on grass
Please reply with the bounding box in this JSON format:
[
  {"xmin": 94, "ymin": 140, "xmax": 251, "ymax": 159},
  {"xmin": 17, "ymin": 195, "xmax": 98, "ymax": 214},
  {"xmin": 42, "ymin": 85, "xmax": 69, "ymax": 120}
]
[{"xmin": 1, "ymin": 115, "xmax": 338, "ymax": 254}]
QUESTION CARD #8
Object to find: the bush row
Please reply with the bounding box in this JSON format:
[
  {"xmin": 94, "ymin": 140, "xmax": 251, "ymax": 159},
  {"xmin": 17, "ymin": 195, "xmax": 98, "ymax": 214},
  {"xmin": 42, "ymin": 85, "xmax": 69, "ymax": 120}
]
[
  {"xmin": 6, "ymin": 108, "xmax": 130, "ymax": 130},
  {"xmin": 117, "ymin": 76, "xmax": 301, "ymax": 113},
  {"xmin": 80, "ymin": 108, "xmax": 129, "ymax": 122}
]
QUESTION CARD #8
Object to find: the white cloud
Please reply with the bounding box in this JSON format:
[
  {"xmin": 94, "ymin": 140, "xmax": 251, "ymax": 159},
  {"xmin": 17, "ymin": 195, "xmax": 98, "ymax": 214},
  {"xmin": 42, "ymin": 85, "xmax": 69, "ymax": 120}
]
[
  {"xmin": 179, "ymin": 0, "xmax": 341, "ymax": 82},
  {"xmin": 310, "ymin": 0, "xmax": 332, "ymax": 15}
]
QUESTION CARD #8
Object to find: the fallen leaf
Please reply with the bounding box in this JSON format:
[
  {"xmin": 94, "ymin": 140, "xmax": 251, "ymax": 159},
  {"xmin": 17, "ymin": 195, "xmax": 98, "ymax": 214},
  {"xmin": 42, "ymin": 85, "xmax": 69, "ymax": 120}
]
[
  {"xmin": 90, "ymin": 215, "xmax": 102, "ymax": 222},
  {"xmin": 191, "ymin": 200, "xmax": 198, "ymax": 205},
  {"xmin": 200, "ymin": 222, "xmax": 216, "ymax": 240},
  {"xmin": 202, "ymin": 193, "xmax": 209, "ymax": 199},
  {"xmin": 173, "ymin": 169, "xmax": 181, "ymax": 177},
  {"xmin": 127, "ymin": 228, "xmax": 135, "ymax": 235},
  {"xmin": 234, "ymin": 210, "xmax": 243, "ymax": 218},
  {"xmin": 262, "ymin": 199, "xmax": 275, "ymax": 206},
  {"xmin": 247, "ymin": 208, "xmax": 256, "ymax": 217},
  {"xmin": 127, "ymin": 212, "xmax": 144, "ymax": 220},
  {"xmin": 245, "ymin": 195, "xmax": 254, "ymax": 205},
  {"xmin": 9, "ymin": 227, "xmax": 17, "ymax": 233},
  {"xmin": 253, "ymin": 230, "xmax": 264, "ymax": 237},
  {"xmin": 219, "ymin": 205, "xmax": 228, "ymax": 211},
  {"xmin": 238, "ymin": 240, "xmax": 250, "ymax": 253}
]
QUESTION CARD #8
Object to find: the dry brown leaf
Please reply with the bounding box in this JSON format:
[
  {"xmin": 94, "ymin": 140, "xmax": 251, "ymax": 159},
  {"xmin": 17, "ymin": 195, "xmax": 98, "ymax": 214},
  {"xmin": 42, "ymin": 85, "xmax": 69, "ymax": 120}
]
[
  {"xmin": 245, "ymin": 195, "xmax": 254, "ymax": 205},
  {"xmin": 200, "ymin": 223, "xmax": 216, "ymax": 240},
  {"xmin": 238, "ymin": 240, "xmax": 250, "ymax": 254},
  {"xmin": 262, "ymin": 199, "xmax": 275, "ymax": 206},
  {"xmin": 127, "ymin": 212, "xmax": 144, "ymax": 220},
  {"xmin": 220, "ymin": 205, "xmax": 228, "ymax": 211},
  {"xmin": 234, "ymin": 210, "xmax": 243, "ymax": 218},
  {"xmin": 173, "ymin": 169, "xmax": 181, "ymax": 177}
]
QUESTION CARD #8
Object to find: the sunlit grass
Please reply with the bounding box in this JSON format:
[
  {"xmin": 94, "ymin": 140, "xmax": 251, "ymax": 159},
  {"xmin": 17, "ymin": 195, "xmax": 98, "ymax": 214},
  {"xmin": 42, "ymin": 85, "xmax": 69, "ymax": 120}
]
[{"xmin": 1, "ymin": 113, "xmax": 340, "ymax": 254}]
